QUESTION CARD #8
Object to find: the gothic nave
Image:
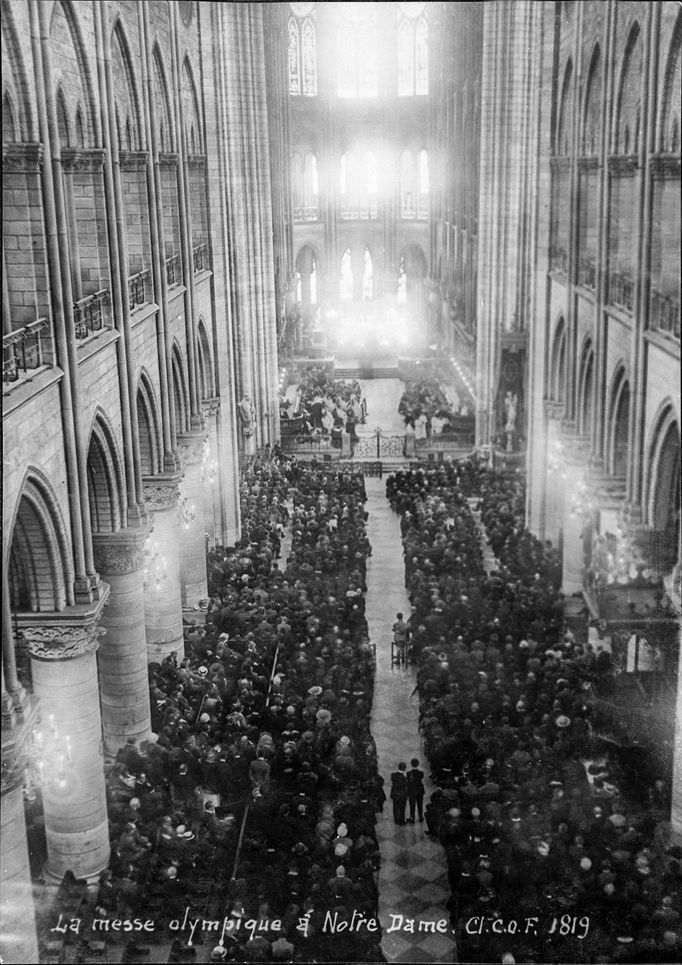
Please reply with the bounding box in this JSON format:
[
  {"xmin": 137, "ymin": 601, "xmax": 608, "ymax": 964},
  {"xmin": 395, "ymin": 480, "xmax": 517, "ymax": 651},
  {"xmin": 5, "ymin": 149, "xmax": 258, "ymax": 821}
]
[{"xmin": 1, "ymin": 3, "xmax": 680, "ymax": 964}]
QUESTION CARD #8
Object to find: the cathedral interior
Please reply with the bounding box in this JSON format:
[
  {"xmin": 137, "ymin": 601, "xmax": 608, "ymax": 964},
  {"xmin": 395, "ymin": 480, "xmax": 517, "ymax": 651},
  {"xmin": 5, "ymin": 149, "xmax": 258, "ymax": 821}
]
[{"xmin": 1, "ymin": 2, "xmax": 681, "ymax": 963}]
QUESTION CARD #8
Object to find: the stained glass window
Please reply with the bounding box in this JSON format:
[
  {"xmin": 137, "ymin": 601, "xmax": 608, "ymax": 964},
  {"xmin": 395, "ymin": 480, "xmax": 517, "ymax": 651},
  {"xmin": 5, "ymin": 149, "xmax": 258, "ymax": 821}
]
[
  {"xmin": 288, "ymin": 18, "xmax": 300, "ymax": 95},
  {"xmin": 397, "ymin": 10, "xmax": 428, "ymax": 96},
  {"xmin": 289, "ymin": 14, "xmax": 317, "ymax": 97},
  {"xmin": 302, "ymin": 19, "xmax": 317, "ymax": 96},
  {"xmin": 398, "ymin": 18, "xmax": 414, "ymax": 96},
  {"xmin": 337, "ymin": 5, "xmax": 378, "ymax": 98},
  {"xmin": 415, "ymin": 17, "xmax": 428, "ymax": 94}
]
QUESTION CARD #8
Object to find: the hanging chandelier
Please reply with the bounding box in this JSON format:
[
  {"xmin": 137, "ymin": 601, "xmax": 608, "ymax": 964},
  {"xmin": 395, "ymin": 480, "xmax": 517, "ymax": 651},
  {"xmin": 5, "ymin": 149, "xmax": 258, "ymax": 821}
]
[
  {"xmin": 201, "ymin": 440, "xmax": 218, "ymax": 485},
  {"xmin": 143, "ymin": 537, "xmax": 168, "ymax": 591},
  {"xmin": 28, "ymin": 716, "xmax": 76, "ymax": 798}
]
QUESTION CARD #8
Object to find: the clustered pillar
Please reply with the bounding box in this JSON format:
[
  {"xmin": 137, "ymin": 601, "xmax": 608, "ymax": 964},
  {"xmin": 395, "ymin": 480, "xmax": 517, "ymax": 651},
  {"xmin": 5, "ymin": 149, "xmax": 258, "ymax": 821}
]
[
  {"xmin": 177, "ymin": 433, "xmax": 209, "ymax": 611},
  {"xmin": 92, "ymin": 527, "xmax": 155, "ymax": 755},
  {"xmin": 143, "ymin": 477, "xmax": 185, "ymax": 662},
  {"xmin": 22, "ymin": 615, "xmax": 111, "ymax": 880}
]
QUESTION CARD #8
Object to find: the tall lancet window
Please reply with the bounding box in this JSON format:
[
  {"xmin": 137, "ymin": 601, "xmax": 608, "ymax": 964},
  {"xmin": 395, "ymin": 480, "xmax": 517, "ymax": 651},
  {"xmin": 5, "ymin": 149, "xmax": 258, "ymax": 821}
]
[
  {"xmin": 397, "ymin": 3, "xmax": 428, "ymax": 96},
  {"xmin": 363, "ymin": 248, "xmax": 373, "ymax": 301},
  {"xmin": 340, "ymin": 248, "xmax": 354, "ymax": 301},
  {"xmin": 288, "ymin": 4, "xmax": 317, "ymax": 97},
  {"xmin": 337, "ymin": 3, "xmax": 378, "ymax": 98}
]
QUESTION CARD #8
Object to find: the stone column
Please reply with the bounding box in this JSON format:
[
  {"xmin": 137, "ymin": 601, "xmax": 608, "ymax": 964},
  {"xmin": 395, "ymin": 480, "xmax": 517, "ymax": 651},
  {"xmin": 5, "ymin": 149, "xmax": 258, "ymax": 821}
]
[
  {"xmin": 201, "ymin": 399, "xmax": 221, "ymax": 547},
  {"xmin": 1, "ymin": 759, "xmax": 39, "ymax": 964},
  {"xmin": 143, "ymin": 477, "xmax": 185, "ymax": 662},
  {"xmin": 665, "ymin": 566, "xmax": 682, "ymax": 844},
  {"xmin": 21, "ymin": 611, "xmax": 111, "ymax": 879},
  {"xmin": 177, "ymin": 433, "xmax": 209, "ymax": 611},
  {"xmin": 92, "ymin": 527, "xmax": 155, "ymax": 755}
]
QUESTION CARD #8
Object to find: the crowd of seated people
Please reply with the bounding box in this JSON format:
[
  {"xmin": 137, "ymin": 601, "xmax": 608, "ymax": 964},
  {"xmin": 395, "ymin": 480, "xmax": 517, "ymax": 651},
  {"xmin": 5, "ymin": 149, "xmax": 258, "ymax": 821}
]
[
  {"xmin": 98, "ymin": 452, "xmax": 385, "ymax": 963},
  {"xmin": 387, "ymin": 460, "xmax": 681, "ymax": 965},
  {"xmin": 398, "ymin": 379, "xmax": 472, "ymax": 441},
  {"xmin": 280, "ymin": 368, "xmax": 367, "ymax": 447}
]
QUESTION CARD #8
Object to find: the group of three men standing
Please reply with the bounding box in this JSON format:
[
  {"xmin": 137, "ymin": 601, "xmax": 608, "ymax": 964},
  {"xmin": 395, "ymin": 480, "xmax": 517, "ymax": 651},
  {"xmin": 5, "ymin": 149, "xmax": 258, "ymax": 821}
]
[{"xmin": 390, "ymin": 759, "xmax": 425, "ymax": 825}]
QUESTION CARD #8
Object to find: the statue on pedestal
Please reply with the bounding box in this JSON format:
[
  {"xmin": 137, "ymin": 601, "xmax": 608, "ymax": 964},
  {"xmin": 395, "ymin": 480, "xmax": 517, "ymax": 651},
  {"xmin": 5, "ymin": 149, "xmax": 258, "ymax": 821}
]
[{"xmin": 238, "ymin": 395, "xmax": 256, "ymax": 438}]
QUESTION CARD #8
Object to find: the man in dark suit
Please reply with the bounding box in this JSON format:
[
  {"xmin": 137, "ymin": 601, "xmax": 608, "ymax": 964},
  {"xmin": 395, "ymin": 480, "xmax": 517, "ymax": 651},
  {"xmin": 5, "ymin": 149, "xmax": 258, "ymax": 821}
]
[
  {"xmin": 407, "ymin": 758, "xmax": 426, "ymax": 823},
  {"xmin": 390, "ymin": 762, "xmax": 408, "ymax": 825}
]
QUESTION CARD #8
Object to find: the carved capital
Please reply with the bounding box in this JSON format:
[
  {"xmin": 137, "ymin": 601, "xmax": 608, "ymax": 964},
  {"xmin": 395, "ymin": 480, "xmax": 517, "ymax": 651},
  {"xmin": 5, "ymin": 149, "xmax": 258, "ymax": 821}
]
[
  {"xmin": 177, "ymin": 431, "xmax": 206, "ymax": 466},
  {"xmin": 20, "ymin": 623, "xmax": 106, "ymax": 661},
  {"xmin": 119, "ymin": 150, "xmax": 149, "ymax": 171},
  {"xmin": 60, "ymin": 148, "xmax": 106, "ymax": 174},
  {"xmin": 187, "ymin": 154, "xmax": 207, "ymax": 169},
  {"xmin": 649, "ymin": 154, "xmax": 681, "ymax": 179},
  {"xmin": 142, "ymin": 476, "xmax": 182, "ymax": 512},
  {"xmin": 159, "ymin": 152, "xmax": 179, "ymax": 168},
  {"xmin": 92, "ymin": 525, "xmax": 152, "ymax": 575},
  {"xmin": 3, "ymin": 142, "xmax": 43, "ymax": 173},
  {"xmin": 200, "ymin": 396, "xmax": 221, "ymax": 417},
  {"xmin": 608, "ymin": 155, "xmax": 638, "ymax": 177}
]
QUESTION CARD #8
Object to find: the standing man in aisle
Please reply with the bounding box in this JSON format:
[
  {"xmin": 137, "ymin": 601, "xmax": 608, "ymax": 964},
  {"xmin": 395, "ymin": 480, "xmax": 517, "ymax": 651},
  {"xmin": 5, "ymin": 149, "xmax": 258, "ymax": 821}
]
[
  {"xmin": 390, "ymin": 762, "xmax": 408, "ymax": 825},
  {"xmin": 407, "ymin": 758, "xmax": 425, "ymax": 823}
]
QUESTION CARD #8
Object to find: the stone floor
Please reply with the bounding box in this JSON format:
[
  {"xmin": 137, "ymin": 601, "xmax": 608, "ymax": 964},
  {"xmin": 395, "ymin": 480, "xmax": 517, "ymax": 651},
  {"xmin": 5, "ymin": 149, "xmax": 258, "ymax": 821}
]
[
  {"xmin": 365, "ymin": 477, "xmax": 456, "ymax": 964},
  {"xmin": 354, "ymin": 379, "xmax": 407, "ymax": 439}
]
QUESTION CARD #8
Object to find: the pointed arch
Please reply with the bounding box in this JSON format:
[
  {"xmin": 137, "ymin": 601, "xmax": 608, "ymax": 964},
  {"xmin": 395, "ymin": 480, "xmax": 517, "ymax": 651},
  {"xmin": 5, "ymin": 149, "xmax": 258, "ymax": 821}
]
[
  {"xmin": 644, "ymin": 401, "xmax": 681, "ymax": 554},
  {"xmin": 581, "ymin": 43, "xmax": 601, "ymax": 155},
  {"xmin": 556, "ymin": 58, "xmax": 574, "ymax": 156},
  {"xmin": 550, "ymin": 316, "xmax": 567, "ymax": 402},
  {"xmin": 415, "ymin": 15, "xmax": 428, "ymax": 95},
  {"xmin": 577, "ymin": 337, "xmax": 595, "ymax": 435},
  {"xmin": 397, "ymin": 17, "xmax": 414, "ymax": 96},
  {"xmin": 7, "ymin": 469, "xmax": 75, "ymax": 613},
  {"xmin": 86, "ymin": 409, "xmax": 126, "ymax": 534},
  {"xmin": 136, "ymin": 369, "xmax": 163, "ymax": 476},
  {"xmin": 50, "ymin": 0, "xmax": 97, "ymax": 147},
  {"xmin": 301, "ymin": 18, "xmax": 317, "ymax": 96},
  {"xmin": 2, "ymin": 89, "xmax": 17, "ymax": 142},
  {"xmin": 182, "ymin": 56, "xmax": 203, "ymax": 153},
  {"xmin": 288, "ymin": 16, "xmax": 301, "ymax": 95},
  {"xmin": 1, "ymin": 1, "xmax": 35, "ymax": 140},
  {"xmin": 171, "ymin": 342, "xmax": 190, "ymax": 435},
  {"xmin": 152, "ymin": 43, "xmax": 174, "ymax": 152},
  {"xmin": 56, "ymin": 85, "xmax": 71, "ymax": 148},
  {"xmin": 614, "ymin": 22, "xmax": 642, "ymax": 153},
  {"xmin": 111, "ymin": 17, "xmax": 142, "ymax": 152},
  {"xmin": 196, "ymin": 319, "xmax": 215, "ymax": 400},
  {"xmin": 660, "ymin": 12, "xmax": 681, "ymax": 152},
  {"xmin": 606, "ymin": 364, "xmax": 630, "ymax": 476}
]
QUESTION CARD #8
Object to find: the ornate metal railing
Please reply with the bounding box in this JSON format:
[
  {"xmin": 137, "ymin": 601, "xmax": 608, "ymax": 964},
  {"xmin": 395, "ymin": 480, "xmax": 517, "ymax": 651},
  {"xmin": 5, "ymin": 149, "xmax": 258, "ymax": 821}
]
[
  {"xmin": 128, "ymin": 269, "xmax": 149, "ymax": 311},
  {"xmin": 293, "ymin": 205, "xmax": 319, "ymax": 222},
  {"xmin": 192, "ymin": 242, "xmax": 208, "ymax": 273},
  {"xmin": 549, "ymin": 245, "xmax": 568, "ymax": 275},
  {"xmin": 578, "ymin": 257, "xmax": 597, "ymax": 289},
  {"xmin": 3, "ymin": 318, "xmax": 50, "ymax": 383},
  {"xmin": 609, "ymin": 270, "xmax": 634, "ymax": 312},
  {"xmin": 165, "ymin": 253, "xmax": 182, "ymax": 287},
  {"xmin": 650, "ymin": 289, "xmax": 680, "ymax": 339},
  {"xmin": 340, "ymin": 200, "xmax": 378, "ymax": 220},
  {"xmin": 73, "ymin": 290, "xmax": 109, "ymax": 340}
]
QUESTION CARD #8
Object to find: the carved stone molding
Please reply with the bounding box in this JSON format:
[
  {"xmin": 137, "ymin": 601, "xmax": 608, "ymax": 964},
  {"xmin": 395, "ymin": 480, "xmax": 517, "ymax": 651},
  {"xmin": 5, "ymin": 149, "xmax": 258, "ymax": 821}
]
[
  {"xmin": 92, "ymin": 525, "xmax": 152, "ymax": 575},
  {"xmin": 119, "ymin": 150, "xmax": 149, "ymax": 172},
  {"xmin": 159, "ymin": 152, "xmax": 179, "ymax": 167},
  {"xmin": 3, "ymin": 142, "xmax": 43, "ymax": 173},
  {"xmin": 20, "ymin": 623, "xmax": 106, "ymax": 661},
  {"xmin": 187, "ymin": 154, "xmax": 207, "ymax": 169},
  {"xmin": 200, "ymin": 396, "xmax": 221, "ymax": 417},
  {"xmin": 60, "ymin": 148, "xmax": 106, "ymax": 174},
  {"xmin": 649, "ymin": 154, "xmax": 681, "ymax": 179},
  {"xmin": 142, "ymin": 476, "xmax": 182, "ymax": 513},
  {"xmin": 608, "ymin": 155, "xmax": 638, "ymax": 177}
]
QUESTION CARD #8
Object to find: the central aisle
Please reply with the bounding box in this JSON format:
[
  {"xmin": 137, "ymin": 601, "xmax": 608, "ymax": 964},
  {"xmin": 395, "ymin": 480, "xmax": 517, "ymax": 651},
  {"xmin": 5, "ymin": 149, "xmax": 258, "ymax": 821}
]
[{"xmin": 365, "ymin": 477, "xmax": 456, "ymax": 964}]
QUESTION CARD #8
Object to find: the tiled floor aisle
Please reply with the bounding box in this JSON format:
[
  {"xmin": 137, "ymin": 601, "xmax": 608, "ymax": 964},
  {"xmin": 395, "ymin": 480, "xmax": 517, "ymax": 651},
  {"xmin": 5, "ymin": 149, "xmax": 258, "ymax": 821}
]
[{"xmin": 365, "ymin": 478, "xmax": 457, "ymax": 964}]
